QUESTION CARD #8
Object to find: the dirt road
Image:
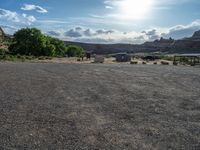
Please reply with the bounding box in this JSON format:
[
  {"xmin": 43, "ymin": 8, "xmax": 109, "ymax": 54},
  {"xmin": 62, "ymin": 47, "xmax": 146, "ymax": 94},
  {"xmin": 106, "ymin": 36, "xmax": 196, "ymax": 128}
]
[{"xmin": 0, "ymin": 62, "xmax": 200, "ymax": 149}]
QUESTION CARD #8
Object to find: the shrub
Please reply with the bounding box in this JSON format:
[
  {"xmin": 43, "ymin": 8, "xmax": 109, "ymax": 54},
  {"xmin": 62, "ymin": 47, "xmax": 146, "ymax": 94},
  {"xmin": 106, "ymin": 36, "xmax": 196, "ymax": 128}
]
[
  {"xmin": 160, "ymin": 55, "xmax": 174, "ymax": 61},
  {"xmin": 47, "ymin": 36, "xmax": 66, "ymax": 56},
  {"xmin": 0, "ymin": 49, "xmax": 6, "ymax": 55},
  {"xmin": 66, "ymin": 45, "xmax": 84, "ymax": 57}
]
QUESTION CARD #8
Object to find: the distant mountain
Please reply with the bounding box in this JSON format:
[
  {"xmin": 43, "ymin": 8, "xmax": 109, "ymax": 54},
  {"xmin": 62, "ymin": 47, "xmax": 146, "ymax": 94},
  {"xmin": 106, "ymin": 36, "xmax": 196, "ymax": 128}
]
[
  {"xmin": 65, "ymin": 30, "xmax": 200, "ymax": 54},
  {"xmin": 65, "ymin": 41, "xmax": 143, "ymax": 54}
]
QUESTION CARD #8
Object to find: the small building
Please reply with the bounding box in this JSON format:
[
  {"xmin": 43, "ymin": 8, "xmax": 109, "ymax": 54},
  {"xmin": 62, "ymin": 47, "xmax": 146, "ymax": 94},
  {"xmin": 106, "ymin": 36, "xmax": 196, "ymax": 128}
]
[{"xmin": 115, "ymin": 53, "xmax": 131, "ymax": 62}]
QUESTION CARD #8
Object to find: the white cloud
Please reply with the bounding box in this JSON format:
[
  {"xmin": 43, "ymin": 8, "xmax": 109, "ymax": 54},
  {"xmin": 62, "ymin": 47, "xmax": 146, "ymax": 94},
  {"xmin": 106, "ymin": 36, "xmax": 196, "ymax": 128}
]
[
  {"xmin": 21, "ymin": 4, "xmax": 48, "ymax": 13},
  {"xmin": 0, "ymin": 8, "xmax": 37, "ymax": 25},
  {"xmin": 162, "ymin": 20, "xmax": 200, "ymax": 39},
  {"xmin": 0, "ymin": 8, "xmax": 19, "ymax": 22},
  {"xmin": 64, "ymin": 27, "xmax": 115, "ymax": 39},
  {"xmin": 52, "ymin": 27, "xmax": 158, "ymax": 44},
  {"xmin": 22, "ymin": 13, "xmax": 36, "ymax": 24},
  {"xmin": 105, "ymin": 6, "xmax": 113, "ymax": 9},
  {"xmin": 47, "ymin": 20, "xmax": 200, "ymax": 44}
]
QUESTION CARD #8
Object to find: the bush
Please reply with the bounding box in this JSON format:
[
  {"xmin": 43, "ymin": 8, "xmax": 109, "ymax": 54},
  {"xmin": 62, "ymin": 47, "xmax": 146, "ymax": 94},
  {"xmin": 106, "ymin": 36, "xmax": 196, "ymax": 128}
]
[
  {"xmin": 66, "ymin": 45, "xmax": 84, "ymax": 57},
  {"xmin": 160, "ymin": 55, "xmax": 174, "ymax": 61},
  {"xmin": 0, "ymin": 49, "xmax": 6, "ymax": 55},
  {"xmin": 47, "ymin": 36, "xmax": 66, "ymax": 56}
]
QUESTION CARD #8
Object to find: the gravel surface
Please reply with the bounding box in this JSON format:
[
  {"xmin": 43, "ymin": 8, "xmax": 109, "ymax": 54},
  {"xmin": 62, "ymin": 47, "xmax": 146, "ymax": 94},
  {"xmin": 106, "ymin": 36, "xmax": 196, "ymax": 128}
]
[{"xmin": 0, "ymin": 62, "xmax": 200, "ymax": 150}]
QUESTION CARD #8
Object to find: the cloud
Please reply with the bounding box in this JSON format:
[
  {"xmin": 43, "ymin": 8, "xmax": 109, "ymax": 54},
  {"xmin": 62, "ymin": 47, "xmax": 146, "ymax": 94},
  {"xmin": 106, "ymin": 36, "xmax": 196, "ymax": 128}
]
[
  {"xmin": 142, "ymin": 29, "xmax": 160, "ymax": 40},
  {"xmin": 74, "ymin": 38, "xmax": 114, "ymax": 43},
  {"xmin": 83, "ymin": 29, "xmax": 94, "ymax": 36},
  {"xmin": 62, "ymin": 27, "xmax": 149, "ymax": 44},
  {"xmin": 22, "ymin": 13, "xmax": 36, "ymax": 23},
  {"xmin": 65, "ymin": 28, "xmax": 83, "ymax": 37},
  {"xmin": 21, "ymin": 4, "xmax": 48, "ymax": 13},
  {"xmin": 64, "ymin": 27, "xmax": 116, "ymax": 39},
  {"xmin": 96, "ymin": 29, "xmax": 114, "ymax": 34},
  {"xmin": 162, "ymin": 20, "xmax": 200, "ymax": 39},
  {"xmin": 0, "ymin": 8, "xmax": 36, "ymax": 25},
  {"xmin": 0, "ymin": 8, "xmax": 19, "ymax": 22},
  {"xmin": 59, "ymin": 20, "xmax": 200, "ymax": 44},
  {"xmin": 105, "ymin": 6, "xmax": 113, "ymax": 9},
  {"xmin": 46, "ymin": 31, "xmax": 61, "ymax": 37}
]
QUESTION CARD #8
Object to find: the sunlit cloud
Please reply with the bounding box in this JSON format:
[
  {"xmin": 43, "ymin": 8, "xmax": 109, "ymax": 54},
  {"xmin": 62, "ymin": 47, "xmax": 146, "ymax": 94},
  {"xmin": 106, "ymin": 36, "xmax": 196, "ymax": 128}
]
[{"xmin": 104, "ymin": 0, "xmax": 154, "ymax": 20}]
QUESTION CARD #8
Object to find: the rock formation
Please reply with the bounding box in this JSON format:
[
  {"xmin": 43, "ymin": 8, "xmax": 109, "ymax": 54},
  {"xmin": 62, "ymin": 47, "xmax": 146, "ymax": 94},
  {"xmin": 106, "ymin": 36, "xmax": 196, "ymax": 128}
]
[
  {"xmin": 192, "ymin": 30, "xmax": 200, "ymax": 39},
  {"xmin": 0, "ymin": 27, "xmax": 5, "ymax": 43}
]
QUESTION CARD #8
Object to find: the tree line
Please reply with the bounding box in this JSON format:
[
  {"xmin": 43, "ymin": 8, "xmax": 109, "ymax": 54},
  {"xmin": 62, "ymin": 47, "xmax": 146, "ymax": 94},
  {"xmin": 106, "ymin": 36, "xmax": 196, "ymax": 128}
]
[{"xmin": 8, "ymin": 28, "xmax": 84, "ymax": 57}]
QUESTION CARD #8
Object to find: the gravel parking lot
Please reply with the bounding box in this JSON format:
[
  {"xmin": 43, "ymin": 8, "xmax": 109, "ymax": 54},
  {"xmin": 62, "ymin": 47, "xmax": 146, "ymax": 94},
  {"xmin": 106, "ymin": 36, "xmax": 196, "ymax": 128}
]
[{"xmin": 0, "ymin": 62, "xmax": 200, "ymax": 149}]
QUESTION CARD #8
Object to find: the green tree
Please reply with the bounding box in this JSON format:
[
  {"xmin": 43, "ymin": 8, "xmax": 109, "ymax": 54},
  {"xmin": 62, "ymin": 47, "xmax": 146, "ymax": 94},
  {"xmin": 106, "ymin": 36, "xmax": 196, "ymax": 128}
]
[
  {"xmin": 66, "ymin": 45, "xmax": 84, "ymax": 57},
  {"xmin": 9, "ymin": 28, "xmax": 49, "ymax": 56},
  {"xmin": 9, "ymin": 28, "xmax": 60, "ymax": 56},
  {"xmin": 9, "ymin": 28, "xmax": 82, "ymax": 57},
  {"xmin": 47, "ymin": 36, "xmax": 66, "ymax": 56}
]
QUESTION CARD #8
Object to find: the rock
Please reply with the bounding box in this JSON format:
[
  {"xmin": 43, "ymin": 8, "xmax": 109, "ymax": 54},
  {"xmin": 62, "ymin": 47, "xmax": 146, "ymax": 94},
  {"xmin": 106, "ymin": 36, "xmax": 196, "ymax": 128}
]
[{"xmin": 192, "ymin": 30, "xmax": 200, "ymax": 38}]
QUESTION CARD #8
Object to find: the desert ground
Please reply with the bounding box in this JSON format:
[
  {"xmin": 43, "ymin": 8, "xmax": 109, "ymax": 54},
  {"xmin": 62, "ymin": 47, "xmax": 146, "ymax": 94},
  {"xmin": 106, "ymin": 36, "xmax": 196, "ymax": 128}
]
[{"xmin": 0, "ymin": 62, "xmax": 200, "ymax": 149}]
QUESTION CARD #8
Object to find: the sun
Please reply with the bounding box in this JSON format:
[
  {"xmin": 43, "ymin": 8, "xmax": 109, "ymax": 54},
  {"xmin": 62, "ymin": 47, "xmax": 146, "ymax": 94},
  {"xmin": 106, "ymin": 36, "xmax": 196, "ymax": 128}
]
[{"xmin": 117, "ymin": 0, "xmax": 154, "ymax": 20}]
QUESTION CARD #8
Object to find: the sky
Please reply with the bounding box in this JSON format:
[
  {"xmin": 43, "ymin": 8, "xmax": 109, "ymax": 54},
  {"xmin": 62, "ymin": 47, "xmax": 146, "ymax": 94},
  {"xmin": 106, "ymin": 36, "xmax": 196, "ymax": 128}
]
[{"xmin": 0, "ymin": 0, "xmax": 200, "ymax": 44}]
